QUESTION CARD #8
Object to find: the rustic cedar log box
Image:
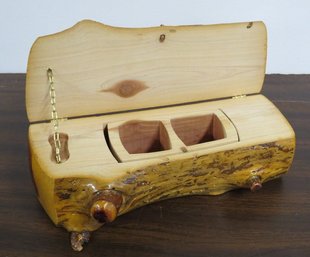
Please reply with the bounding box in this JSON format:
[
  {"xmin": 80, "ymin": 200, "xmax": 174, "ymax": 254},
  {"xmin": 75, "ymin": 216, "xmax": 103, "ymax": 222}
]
[{"xmin": 26, "ymin": 20, "xmax": 295, "ymax": 251}]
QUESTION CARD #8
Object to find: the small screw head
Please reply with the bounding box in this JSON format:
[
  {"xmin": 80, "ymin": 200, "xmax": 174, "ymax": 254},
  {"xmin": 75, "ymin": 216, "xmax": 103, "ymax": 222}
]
[
  {"xmin": 247, "ymin": 22, "xmax": 253, "ymax": 29},
  {"xmin": 159, "ymin": 34, "xmax": 166, "ymax": 42}
]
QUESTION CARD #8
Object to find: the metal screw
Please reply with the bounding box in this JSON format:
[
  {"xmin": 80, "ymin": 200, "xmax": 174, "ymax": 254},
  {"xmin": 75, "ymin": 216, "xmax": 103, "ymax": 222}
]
[{"xmin": 159, "ymin": 34, "xmax": 166, "ymax": 42}]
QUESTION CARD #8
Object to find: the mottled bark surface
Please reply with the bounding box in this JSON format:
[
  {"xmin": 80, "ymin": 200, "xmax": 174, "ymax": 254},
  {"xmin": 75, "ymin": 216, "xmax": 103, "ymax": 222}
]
[{"xmin": 54, "ymin": 139, "xmax": 294, "ymax": 232}]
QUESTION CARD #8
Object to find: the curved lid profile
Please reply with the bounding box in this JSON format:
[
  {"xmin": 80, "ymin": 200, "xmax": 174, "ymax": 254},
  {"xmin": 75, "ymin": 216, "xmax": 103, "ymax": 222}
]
[{"xmin": 26, "ymin": 20, "xmax": 267, "ymax": 123}]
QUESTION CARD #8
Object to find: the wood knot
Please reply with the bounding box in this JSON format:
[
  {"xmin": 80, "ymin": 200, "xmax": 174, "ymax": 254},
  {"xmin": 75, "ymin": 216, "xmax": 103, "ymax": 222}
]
[
  {"xmin": 119, "ymin": 82, "xmax": 135, "ymax": 96},
  {"xmin": 102, "ymin": 80, "xmax": 148, "ymax": 98}
]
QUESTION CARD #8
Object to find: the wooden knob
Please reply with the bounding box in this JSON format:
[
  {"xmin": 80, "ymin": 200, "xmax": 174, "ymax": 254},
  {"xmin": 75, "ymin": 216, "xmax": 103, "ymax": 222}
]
[{"xmin": 90, "ymin": 200, "xmax": 117, "ymax": 223}]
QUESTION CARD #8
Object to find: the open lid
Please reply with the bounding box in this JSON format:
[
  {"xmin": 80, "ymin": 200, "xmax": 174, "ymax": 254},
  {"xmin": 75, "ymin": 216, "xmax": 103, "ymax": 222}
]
[{"xmin": 26, "ymin": 20, "xmax": 267, "ymax": 123}]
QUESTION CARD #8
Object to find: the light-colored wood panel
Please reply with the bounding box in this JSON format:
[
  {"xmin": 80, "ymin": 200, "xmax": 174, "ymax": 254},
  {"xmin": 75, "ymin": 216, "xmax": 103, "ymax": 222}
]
[
  {"xmin": 26, "ymin": 20, "xmax": 267, "ymax": 122},
  {"xmin": 29, "ymin": 94, "xmax": 294, "ymax": 179}
]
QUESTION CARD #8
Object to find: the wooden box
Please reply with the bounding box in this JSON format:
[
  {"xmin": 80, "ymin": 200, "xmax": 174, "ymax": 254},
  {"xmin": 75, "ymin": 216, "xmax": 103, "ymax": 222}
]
[{"xmin": 26, "ymin": 20, "xmax": 295, "ymax": 251}]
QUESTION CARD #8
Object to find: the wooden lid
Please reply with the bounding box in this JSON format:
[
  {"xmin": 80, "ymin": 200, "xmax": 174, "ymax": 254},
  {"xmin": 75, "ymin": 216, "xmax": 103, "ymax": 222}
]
[{"xmin": 26, "ymin": 20, "xmax": 267, "ymax": 123}]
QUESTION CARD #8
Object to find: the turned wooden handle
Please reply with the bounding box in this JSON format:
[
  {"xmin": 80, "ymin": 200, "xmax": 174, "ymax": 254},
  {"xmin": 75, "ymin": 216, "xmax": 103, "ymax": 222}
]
[
  {"xmin": 90, "ymin": 200, "xmax": 117, "ymax": 223},
  {"xmin": 89, "ymin": 190, "xmax": 123, "ymax": 223}
]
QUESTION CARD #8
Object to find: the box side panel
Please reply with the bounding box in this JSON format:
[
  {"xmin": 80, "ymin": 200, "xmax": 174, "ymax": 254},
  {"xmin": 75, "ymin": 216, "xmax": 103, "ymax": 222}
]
[
  {"xmin": 52, "ymin": 138, "xmax": 294, "ymax": 232},
  {"xmin": 30, "ymin": 142, "xmax": 58, "ymax": 224}
]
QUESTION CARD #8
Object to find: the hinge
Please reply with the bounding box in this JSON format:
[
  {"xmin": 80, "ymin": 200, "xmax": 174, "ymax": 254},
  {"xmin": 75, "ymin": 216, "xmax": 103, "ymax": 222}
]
[
  {"xmin": 232, "ymin": 94, "xmax": 246, "ymax": 99},
  {"xmin": 50, "ymin": 117, "xmax": 69, "ymax": 122},
  {"xmin": 50, "ymin": 117, "xmax": 68, "ymax": 123}
]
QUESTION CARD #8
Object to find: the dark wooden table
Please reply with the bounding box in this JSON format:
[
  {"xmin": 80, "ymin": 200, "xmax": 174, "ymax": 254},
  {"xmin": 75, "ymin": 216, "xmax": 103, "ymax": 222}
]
[{"xmin": 0, "ymin": 74, "xmax": 309, "ymax": 257}]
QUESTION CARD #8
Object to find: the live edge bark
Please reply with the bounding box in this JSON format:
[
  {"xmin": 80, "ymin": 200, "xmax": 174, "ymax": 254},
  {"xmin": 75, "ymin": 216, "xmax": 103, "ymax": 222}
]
[{"xmin": 53, "ymin": 138, "xmax": 294, "ymax": 232}]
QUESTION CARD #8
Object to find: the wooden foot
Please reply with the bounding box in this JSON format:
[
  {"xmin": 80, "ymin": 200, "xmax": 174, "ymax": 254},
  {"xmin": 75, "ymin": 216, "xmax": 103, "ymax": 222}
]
[
  {"xmin": 250, "ymin": 176, "xmax": 262, "ymax": 192},
  {"xmin": 70, "ymin": 231, "xmax": 91, "ymax": 251}
]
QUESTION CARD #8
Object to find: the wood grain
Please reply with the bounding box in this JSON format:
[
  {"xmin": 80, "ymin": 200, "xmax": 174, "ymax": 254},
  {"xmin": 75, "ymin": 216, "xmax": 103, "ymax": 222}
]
[
  {"xmin": 26, "ymin": 20, "xmax": 266, "ymax": 122},
  {"xmin": 0, "ymin": 74, "xmax": 309, "ymax": 256},
  {"xmin": 53, "ymin": 138, "xmax": 294, "ymax": 232},
  {"xmin": 27, "ymin": 90, "xmax": 294, "ymax": 237}
]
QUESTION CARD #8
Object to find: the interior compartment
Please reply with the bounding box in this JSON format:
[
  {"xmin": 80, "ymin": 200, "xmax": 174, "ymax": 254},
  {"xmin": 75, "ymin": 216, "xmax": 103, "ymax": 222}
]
[
  {"xmin": 118, "ymin": 120, "xmax": 171, "ymax": 154},
  {"xmin": 171, "ymin": 114, "xmax": 225, "ymax": 146}
]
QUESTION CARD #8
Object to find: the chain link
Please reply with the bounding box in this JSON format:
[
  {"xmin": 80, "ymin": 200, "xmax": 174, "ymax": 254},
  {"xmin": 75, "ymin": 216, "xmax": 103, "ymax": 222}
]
[{"xmin": 47, "ymin": 68, "xmax": 62, "ymax": 163}]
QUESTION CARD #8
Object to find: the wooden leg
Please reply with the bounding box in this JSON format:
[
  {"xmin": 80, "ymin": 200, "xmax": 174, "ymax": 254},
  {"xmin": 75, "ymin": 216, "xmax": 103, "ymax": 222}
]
[{"xmin": 70, "ymin": 231, "xmax": 91, "ymax": 251}]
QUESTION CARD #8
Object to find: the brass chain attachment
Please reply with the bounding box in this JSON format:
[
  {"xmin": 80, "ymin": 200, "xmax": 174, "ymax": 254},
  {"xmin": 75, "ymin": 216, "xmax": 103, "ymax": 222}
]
[{"xmin": 47, "ymin": 68, "xmax": 62, "ymax": 163}]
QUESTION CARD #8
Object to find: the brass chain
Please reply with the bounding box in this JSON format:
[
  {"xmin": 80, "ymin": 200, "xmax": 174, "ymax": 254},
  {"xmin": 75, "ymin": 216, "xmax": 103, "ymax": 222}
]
[{"xmin": 47, "ymin": 68, "xmax": 62, "ymax": 163}]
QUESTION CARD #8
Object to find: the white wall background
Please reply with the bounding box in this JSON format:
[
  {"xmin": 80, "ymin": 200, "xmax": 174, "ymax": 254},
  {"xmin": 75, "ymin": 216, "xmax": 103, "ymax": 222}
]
[{"xmin": 0, "ymin": 0, "xmax": 309, "ymax": 73}]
